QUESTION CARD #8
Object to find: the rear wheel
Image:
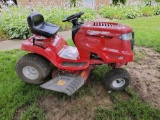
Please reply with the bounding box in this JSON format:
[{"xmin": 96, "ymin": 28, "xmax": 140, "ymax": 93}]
[
  {"xmin": 16, "ymin": 53, "xmax": 51, "ymax": 84},
  {"xmin": 104, "ymin": 68, "xmax": 131, "ymax": 91}
]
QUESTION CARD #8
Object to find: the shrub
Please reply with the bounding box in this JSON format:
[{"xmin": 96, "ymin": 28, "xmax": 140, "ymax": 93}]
[
  {"xmin": 0, "ymin": 7, "xmax": 30, "ymax": 39},
  {"xmin": 112, "ymin": 0, "xmax": 127, "ymax": 5},
  {"xmin": 140, "ymin": 6, "xmax": 154, "ymax": 16},
  {"xmin": 98, "ymin": 4, "xmax": 160, "ymax": 19},
  {"xmin": 99, "ymin": 5, "xmax": 126, "ymax": 19},
  {"xmin": 99, "ymin": 5, "xmax": 141, "ymax": 19},
  {"xmin": 0, "ymin": 5, "xmax": 96, "ymax": 39},
  {"xmin": 153, "ymin": 4, "xmax": 160, "ymax": 15},
  {"xmin": 98, "ymin": 5, "xmax": 108, "ymax": 14},
  {"xmin": 144, "ymin": 0, "xmax": 153, "ymax": 6},
  {"xmin": 125, "ymin": 6, "xmax": 142, "ymax": 19}
]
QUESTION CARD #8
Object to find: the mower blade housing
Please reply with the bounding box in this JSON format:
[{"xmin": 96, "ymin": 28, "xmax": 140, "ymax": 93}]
[{"xmin": 40, "ymin": 75, "xmax": 85, "ymax": 95}]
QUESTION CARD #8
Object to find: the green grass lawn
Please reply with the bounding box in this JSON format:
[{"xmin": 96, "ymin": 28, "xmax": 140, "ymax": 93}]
[
  {"xmin": 0, "ymin": 50, "xmax": 47, "ymax": 120},
  {"xmin": 115, "ymin": 15, "xmax": 160, "ymax": 52}
]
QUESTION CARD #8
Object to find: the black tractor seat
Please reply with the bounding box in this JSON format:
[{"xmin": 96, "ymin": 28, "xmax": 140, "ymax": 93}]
[{"xmin": 27, "ymin": 13, "xmax": 59, "ymax": 38}]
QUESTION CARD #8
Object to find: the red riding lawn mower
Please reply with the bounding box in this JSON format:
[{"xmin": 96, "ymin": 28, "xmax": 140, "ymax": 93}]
[{"xmin": 16, "ymin": 12, "xmax": 134, "ymax": 95}]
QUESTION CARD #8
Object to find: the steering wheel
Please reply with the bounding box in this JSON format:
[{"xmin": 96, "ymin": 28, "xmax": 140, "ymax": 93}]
[{"xmin": 62, "ymin": 12, "xmax": 84, "ymax": 22}]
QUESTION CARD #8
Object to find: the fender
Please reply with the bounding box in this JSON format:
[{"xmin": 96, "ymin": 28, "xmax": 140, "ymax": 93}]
[{"xmin": 21, "ymin": 35, "xmax": 89, "ymax": 70}]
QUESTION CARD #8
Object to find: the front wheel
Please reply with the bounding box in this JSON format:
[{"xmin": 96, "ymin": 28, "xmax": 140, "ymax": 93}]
[
  {"xmin": 16, "ymin": 53, "xmax": 51, "ymax": 84},
  {"xmin": 104, "ymin": 68, "xmax": 131, "ymax": 91}
]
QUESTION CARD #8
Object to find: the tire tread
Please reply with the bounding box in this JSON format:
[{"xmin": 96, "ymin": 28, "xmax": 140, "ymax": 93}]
[
  {"xmin": 104, "ymin": 68, "xmax": 131, "ymax": 91},
  {"xmin": 16, "ymin": 53, "xmax": 51, "ymax": 84}
]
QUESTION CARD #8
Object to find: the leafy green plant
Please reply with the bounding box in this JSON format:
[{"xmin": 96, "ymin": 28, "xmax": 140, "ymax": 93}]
[
  {"xmin": 98, "ymin": 4, "xmax": 160, "ymax": 20},
  {"xmin": 70, "ymin": 0, "xmax": 76, "ymax": 7},
  {"xmin": 98, "ymin": 5, "xmax": 108, "ymax": 14},
  {"xmin": 99, "ymin": 6, "xmax": 126, "ymax": 19},
  {"xmin": 125, "ymin": 6, "xmax": 142, "ymax": 19},
  {"xmin": 153, "ymin": 4, "xmax": 160, "ymax": 15},
  {"xmin": 112, "ymin": 0, "xmax": 127, "ymax": 5},
  {"xmin": 144, "ymin": 0, "xmax": 153, "ymax": 6},
  {"xmin": 0, "ymin": 7, "xmax": 30, "ymax": 39},
  {"xmin": 0, "ymin": 4, "xmax": 96, "ymax": 39},
  {"xmin": 140, "ymin": 6, "xmax": 154, "ymax": 16}
]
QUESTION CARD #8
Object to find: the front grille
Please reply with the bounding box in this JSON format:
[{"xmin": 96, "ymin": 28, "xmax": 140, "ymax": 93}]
[{"xmin": 93, "ymin": 22, "xmax": 121, "ymax": 27}]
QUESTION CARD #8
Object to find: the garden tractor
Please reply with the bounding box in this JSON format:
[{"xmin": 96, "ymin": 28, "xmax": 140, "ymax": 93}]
[{"xmin": 16, "ymin": 12, "xmax": 134, "ymax": 95}]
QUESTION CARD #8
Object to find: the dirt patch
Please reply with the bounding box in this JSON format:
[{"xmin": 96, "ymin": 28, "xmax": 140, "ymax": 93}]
[
  {"xmin": 13, "ymin": 103, "xmax": 30, "ymax": 120},
  {"xmin": 127, "ymin": 46, "xmax": 160, "ymax": 108},
  {"xmin": 39, "ymin": 85, "xmax": 113, "ymax": 120}
]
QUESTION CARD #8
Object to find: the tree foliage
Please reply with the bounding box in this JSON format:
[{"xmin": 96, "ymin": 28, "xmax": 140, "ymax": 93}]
[
  {"xmin": 70, "ymin": 0, "xmax": 76, "ymax": 7},
  {"xmin": 112, "ymin": 0, "xmax": 127, "ymax": 5}
]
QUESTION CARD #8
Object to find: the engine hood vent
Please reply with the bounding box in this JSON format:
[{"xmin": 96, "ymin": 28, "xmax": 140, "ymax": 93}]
[{"xmin": 93, "ymin": 22, "xmax": 121, "ymax": 28}]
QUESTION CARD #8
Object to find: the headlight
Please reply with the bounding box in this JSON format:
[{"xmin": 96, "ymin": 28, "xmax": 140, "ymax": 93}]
[{"xmin": 119, "ymin": 32, "xmax": 133, "ymax": 41}]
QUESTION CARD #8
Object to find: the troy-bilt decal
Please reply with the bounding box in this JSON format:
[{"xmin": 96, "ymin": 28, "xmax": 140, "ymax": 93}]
[{"xmin": 87, "ymin": 30, "xmax": 110, "ymax": 36}]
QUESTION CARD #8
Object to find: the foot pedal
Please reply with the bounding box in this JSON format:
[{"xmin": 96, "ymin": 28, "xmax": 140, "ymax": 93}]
[{"xmin": 40, "ymin": 75, "xmax": 85, "ymax": 95}]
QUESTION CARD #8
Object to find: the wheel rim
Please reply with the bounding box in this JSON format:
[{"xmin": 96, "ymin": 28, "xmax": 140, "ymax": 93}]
[
  {"xmin": 112, "ymin": 78, "xmax": 126, "ymax": 88},
  {"xmin": 22, "ymin": 66, "xmax": 39, "ymax": 80}
]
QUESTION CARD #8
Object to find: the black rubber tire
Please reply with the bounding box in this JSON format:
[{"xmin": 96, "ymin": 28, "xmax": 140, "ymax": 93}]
[
  {"xmin": 104, "ymin": 68, "xmax": 131, "ymax": 91},
  {"xmin": 16, "ymin": 53, "xmax": 51, "ymax": 84}
]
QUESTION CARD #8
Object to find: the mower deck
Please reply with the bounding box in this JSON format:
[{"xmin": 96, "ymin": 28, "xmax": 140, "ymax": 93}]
[{"xmin": 40, "ymin": 75, "xmax": 85, "ymax": 95}]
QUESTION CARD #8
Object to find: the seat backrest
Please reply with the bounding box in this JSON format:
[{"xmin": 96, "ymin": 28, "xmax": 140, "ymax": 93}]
[{"xmin": 27, "ymin": 13, "xmax": 44, "ymax": 29}]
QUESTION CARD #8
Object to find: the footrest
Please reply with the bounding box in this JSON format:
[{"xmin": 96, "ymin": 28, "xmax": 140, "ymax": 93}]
[
  {"xmin": 61, "ymin": 62, "xmax": 87, "ymax": 67},
  {"xmin": 40, "ymin": 75, "xmax": 85, "ymax": 95}
]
